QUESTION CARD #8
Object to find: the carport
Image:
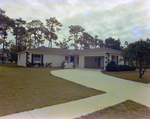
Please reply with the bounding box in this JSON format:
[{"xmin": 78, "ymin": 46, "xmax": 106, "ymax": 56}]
[{"xmin": 85, "ymin": 56, "xmax": 104, "ymax": 69}]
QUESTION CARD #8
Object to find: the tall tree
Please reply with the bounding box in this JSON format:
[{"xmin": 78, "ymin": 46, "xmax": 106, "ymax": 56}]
[
  {"xmin": 0, "ymin": 8, "xmax": 12, "ymax": 63},
  {"xmin": 91, "ymin": 35, "xmax": 104, "ymax": 48},
  {"xmin": 122, "ymin": 39, "xmax": 150, "ymax": 78},
  {"xmin": 45, "ymin": 17, "xmax": 62, "ymax": 47},
  {"xmin": 78, "ymin": 32, "xmax": 93, "ymax": 49},
  {"xmin": 9, "ymin": 42, "xmax": 18, "ymax": 63},
  {"xmin": 25, "ymin": 28, "xmax": 34, "ymax": 49},
  {"xmin": 55, "ymin": 38, "xmax": 69, "ymax": 49},
  {"xmin": 104, "ymin": 37, "xmax": 122, "ymax": 50},
  {"xmin": 27, "ymin": 19, "xmax": 45, "ymax": 48},
  {"xmin": 68, "ymin": 25, "xmax": 84, "ymax": 50},
  {"xmin": 12, "ymin": 18, "xmax": 26, "ymax": 50}
]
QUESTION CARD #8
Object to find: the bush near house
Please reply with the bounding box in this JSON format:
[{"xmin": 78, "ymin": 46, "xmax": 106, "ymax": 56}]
[
  {"xmin": 45, "ymin": 62, "xmax": 52, "ymax": 67},
  {"xmin": 106, "ymin": 61, "xmax": 136, "ymax": 71},
  {"xmin": 27, "ymin": 62, "xmax": 51, "ymax": 67}
]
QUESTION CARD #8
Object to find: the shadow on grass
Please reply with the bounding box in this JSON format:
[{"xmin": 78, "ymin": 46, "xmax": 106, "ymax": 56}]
[{"xmin": 76, "ymin": 100, "xmax": 150, "ymax": 119}]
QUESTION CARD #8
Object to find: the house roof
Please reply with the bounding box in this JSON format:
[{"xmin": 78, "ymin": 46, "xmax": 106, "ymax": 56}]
[
  {"xmin": 18, "ymin": 47, "xmax": 72, "ymax": 55},
  {"xmin": 18, "ymin": 46, "xmax": 122, "ymax": 55},
  {"xmin": 72, "ymin": 47, "xmax": 122, "ymax": 55}
]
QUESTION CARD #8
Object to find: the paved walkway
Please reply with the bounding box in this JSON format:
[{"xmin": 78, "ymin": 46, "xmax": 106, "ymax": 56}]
[{"xmin": 1, "ymin": 69, "xmax": 150, "ymax": 119}]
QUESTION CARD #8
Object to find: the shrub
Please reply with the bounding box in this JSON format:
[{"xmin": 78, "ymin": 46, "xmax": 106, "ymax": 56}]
[
  {"xmin": 38, "ymin": 63, "xmax": 41, "ymax": 67},
  {"xmin": 61, "ymin": 61, "xmax": 65, "ymax": 69},
  {"xmin": 117, "ymin": 65, "xmax": 136, "ymax": 71},
  {"xmin": 46, "ymin": 62, "xmax": 52, "ymax": 67},
  {"xmin": 41, "ymin": 63, "xmax": 44, "ymax": 67},
  {"xmin": 31, "ymin": 62, "xmax": 36, "ymax": 67},
  {"xmin": 28, "ymin": 62, "xmax": 32, "ymax": 67},
  {"xmin": 106, "ymin": 61, "xmax": 118, "ymax": 71},
  {"xmin": 106, "ymin": 61, "xmax": 136, "ymax": 71}
]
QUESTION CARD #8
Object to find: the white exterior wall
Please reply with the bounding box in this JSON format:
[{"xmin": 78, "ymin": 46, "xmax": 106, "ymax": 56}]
[
  {"xmin": 43, "ymin": 54, "xmax": 65, "ymax": 67},
  {"xmin": 74, "ymin": 56, "xmax": 79, "ymax": 68},
  {"xmin": 64, "ymin": 62, "xmax": 74, "ymax": 68},
  {"xmin": 104, "ymin": 54, "xmax": 108, "ymax": 70},
  {"xmin": 78, "ymin": 55, "xmax": 84, "ymax": 68},
  {"xmin": 17, "ymin": 51, "xmax": 124, "ymax": 69},
  {"xmin": 18, "ymin": 53, "xmax": 26, "ymax": 66},
  {"xmin": 118, "ymin": 55, "xmax": 124, "ymax": 65},
  {"xmin": 104, "ymin": 54, "xmax": 115, "ymax": 70},
  {"xmin": 104, "ymin": 54, "xmax": 125, "ymax": 70}
]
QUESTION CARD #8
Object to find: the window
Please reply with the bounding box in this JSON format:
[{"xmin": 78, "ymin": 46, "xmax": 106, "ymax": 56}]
[
  {"xmin": 65, "ymin": 56, "xmax": 68, "ymax": 61},
  {"xmin": 112, "ymin": 55, "xmax": 116, "ymax": 61},
  {"xmin": 112, "ymin": 55, "xmax": 118, "ymax": 65},
  {"xmin": 33, "ymin": 54, "xmax": 41, "ymax": 61},
  {"xmin": 70, "ymin": 56, "xmax": 74, "ymax": 62}
]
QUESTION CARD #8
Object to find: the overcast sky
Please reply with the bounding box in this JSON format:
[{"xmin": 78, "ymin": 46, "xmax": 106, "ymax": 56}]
[{"xmin": 0, "ymin": 0, "xmax": 150, "ymax": 48}]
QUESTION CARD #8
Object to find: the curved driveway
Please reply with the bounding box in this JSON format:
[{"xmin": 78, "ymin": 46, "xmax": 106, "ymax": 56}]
[
  {"xmin": 1, "ymin": 69, "xmax": 150, "ymax": 119},
  {"xmin": 51, "ymin": 69, "xmax": 150, "ymax": 117}
]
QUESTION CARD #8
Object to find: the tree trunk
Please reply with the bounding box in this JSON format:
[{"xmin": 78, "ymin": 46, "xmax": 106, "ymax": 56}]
[
  {"xmin": 48, "ymin": 37, "xmax": 52, "ymax": 48},
  {"xmin": 15, "ymin": 34, "xmax": 18, "ymax": 47},
  {"xmin": 139, "ymin": 61, "xmax": 144, "ymax": 78}
]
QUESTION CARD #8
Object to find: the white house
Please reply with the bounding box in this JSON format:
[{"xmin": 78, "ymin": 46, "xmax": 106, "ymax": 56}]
[{"xmin": 17, "ymin": 46, "xmax": 124, "ymax": 70}]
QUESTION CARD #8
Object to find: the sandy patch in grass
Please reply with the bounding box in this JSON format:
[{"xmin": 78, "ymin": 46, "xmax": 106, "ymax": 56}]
[{"xmin": 76, "ymin": 100, "xmax": 150, "ymax": 119}]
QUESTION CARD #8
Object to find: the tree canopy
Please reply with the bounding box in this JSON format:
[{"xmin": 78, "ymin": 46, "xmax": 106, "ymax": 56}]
[
  {"xmin": 55, "ymin": 38, "xmax": 69, "ymax": 49},
  {"xmin": 122, "ymin": 39, "xmax": 150, "ymax": 78},
  {"xmin": 45, "ymin": 17, "xmax": 62, "ymax": 47},
  {"xmin": 104, "ymin": 37, "xmax": 122, "ymax": 50},
  {"xmin": 68, "ymin": 25, "xmax": 84, "ymax": 49}
]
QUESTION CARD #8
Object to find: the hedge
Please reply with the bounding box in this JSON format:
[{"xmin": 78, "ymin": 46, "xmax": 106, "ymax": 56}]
[{"xmin": 106, "ymin": 61, "xmax": 136, "ymax": 71}]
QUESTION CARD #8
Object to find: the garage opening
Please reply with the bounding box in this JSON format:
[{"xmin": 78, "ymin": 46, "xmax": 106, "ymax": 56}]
[{"xmin": 85, "ymin": 56, "xmax": 104, "ymax": 69}]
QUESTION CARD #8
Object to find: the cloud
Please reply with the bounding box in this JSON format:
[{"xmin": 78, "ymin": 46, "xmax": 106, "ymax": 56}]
[{"xmin": 0, "ymin": 0, "xmax": 150, "ymax": 48}]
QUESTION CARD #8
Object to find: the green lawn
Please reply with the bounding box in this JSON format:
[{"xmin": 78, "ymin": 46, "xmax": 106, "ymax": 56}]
[
  {"xmin": 0, "ymin": 63, "xmax": 105, "ymax": 117},
  {"xmin": 102, "ymin": 69, "xmax": 150, "ymax": 84},
  {"xmin": 76, "ymin": 100, "xmax": 150, "ymax": 119}
]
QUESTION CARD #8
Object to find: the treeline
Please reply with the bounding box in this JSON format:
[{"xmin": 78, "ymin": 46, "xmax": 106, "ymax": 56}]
[{"xmin": 0, "ymin": 8, "xmax": 122, "ymax": 62}]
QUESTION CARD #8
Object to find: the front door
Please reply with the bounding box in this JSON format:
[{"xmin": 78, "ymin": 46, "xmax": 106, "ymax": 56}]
[{"xmin": 70, "ymin": 56, "xmax": 74, "ymax": 62}]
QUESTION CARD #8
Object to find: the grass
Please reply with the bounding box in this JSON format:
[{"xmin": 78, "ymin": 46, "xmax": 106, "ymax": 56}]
[
  {"xmin": 0, "ymin": 63, "xmax": 105, "ymax": 117},
  {"xmin": 76, "ymin": 100, "xmax": 150, "ymax": 119},
  {"xmin": 101, "ymin": 69, "xmax": 150, "ymax": 84}
]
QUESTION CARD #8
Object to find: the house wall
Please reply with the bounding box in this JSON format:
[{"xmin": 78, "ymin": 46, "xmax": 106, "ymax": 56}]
[
  {"xmin": 104, "ymin": 54, "xmax": 124, "ymax": 70},
  {"xmin": 18, "ymin": 53, "xmax": 65, "ymax": 67},
  {"xmin": 17, "ymin": 51, "xmax": 124, "ymax": 70},
  {"xmin": 18, "ymin": 53, "xmax": 26, "ymax": 66},
  {"xmin": 118, "ymin": 55, "xmax": 124, "ymax": 65},
  {"xmin": 43, "ymin": 54, "xmax": 65, "ymax": 67},
  {"xmin": 64, "ymin": 62, "xmax": 74, "ymax": 68},
  {"xmin": 74, "ymin": 56, "xmax": 79, "ymax": 68},
  {"xmin": 79, "ymin": 55, "xmax": 84, "ymax": 68}
]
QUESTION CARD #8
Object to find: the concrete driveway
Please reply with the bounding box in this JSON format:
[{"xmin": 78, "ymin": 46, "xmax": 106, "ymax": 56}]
[
  {"xmin": 1, "ymin": 69, "xmax": 150, "ymax": 119},
  {"xmin": 51, "ymin": 69, "xmax": 150, "ymax": 107}
]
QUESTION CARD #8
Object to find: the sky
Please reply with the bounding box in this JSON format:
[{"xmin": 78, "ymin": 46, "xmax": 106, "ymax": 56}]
[{"xmin": 0, "ymin": 0, "xmax": 150, "ymax": 48}]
